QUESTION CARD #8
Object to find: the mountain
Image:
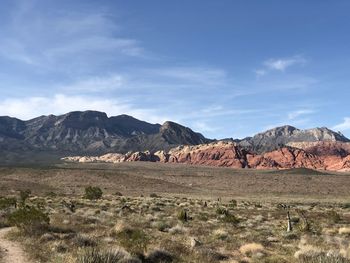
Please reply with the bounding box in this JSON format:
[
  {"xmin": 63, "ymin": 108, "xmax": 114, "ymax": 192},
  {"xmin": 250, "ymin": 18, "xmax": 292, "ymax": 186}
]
[
  {"xmin": 1, "ymin": 111, "xmax": 350, "ymax": 168},
  {"xmin": 0, "ymin": 111, "xmax": 210, "ymax": 163},
  {"xmin": 64, "ymin": 141, "xmax": 350, "ymax": 172},
  {"xmin": 238, "ymin": 125, "xmax": 350, "ymax": 153}
]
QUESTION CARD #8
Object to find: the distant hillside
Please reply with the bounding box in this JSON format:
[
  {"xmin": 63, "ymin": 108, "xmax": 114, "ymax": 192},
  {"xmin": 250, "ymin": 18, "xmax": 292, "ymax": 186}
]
[
  {"xmin": 1, "ymin": 111, "xmax": 350, "ymax": 167},
  {"xmin": 238, "ymin": 125, "xmax": 349, "ymax": 153},
  {"xmin": 0, "ymin": 111, "xmax": 210, "ymax": 163}
]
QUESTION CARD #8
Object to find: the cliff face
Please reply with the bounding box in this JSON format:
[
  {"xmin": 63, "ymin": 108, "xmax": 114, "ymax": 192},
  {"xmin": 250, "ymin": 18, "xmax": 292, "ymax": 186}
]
[
  {"xmin": 0, "ymin": 111, "xmax": 210, "ymax": 163},
  {"xmin": 62, "ymin": 141, "xmax": 350, "ymax": 172},
  {"xmin": 238, "ymin": 125, "xmax": 349, "ymax": 153}
]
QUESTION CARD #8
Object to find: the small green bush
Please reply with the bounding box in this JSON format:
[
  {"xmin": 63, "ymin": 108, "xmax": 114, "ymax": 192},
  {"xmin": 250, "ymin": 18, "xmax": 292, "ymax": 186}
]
[
  {"xmin": 298, "ymin": 252, "xmax": 350, "ymax": 263},
  {"xmin": 0, "ymin": 197, "xmax": 17, "ymax": 210},
  {"xmin": 327, "ymin": 210, "xmax": 341, "ymax": 223},
  {"xmin": 221, "ymin": 213, "xmax": 240, "ymax": 224},
  {"xmin": 228, "ymin": 199, "xmax": 238, "ymax": 208},
  {"xmin": 341, "ymin": 203, "xmax": 350, "ymax": 209},
  {"xmin": 74, "ymin": 234, "xmax": 97, "ymax": 247},
  {"xmin": 216, "ymin": 207, "xmax": 229, "ymax": 216},
  {"xmin": 177, "ymin": 209, "xmax": 188, "ymax": 222},
  {"xmin": 84, "ymin": 186, "xmax": 103, "ymax": 200},
  {"xmin": 7, "ymin": 206, "xmax": 50, "ymax": 234},
  {"xmin": 116, "ymin": 228, "xmax": 149, "ymax": 255},
  {"xmin": 19, "ymin": 189, "xmax": 31, "ymax": 205},
  {"xmin": 216, "ymin": 207, "xmax": 239, "ymax": 224},
  {"xmin": 77, "ymin": 248, "xmax": 129, "ymax": 263}
]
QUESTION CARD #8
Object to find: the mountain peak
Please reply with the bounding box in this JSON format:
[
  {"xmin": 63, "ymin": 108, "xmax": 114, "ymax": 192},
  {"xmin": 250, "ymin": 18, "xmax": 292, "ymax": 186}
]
[
  {"xmin": 239, "ymin": 125, "xmax": 350, "ymax": 153},
  {"xmin": 160, "ymin": 121, "xmax": 209, "ymax": 145}
]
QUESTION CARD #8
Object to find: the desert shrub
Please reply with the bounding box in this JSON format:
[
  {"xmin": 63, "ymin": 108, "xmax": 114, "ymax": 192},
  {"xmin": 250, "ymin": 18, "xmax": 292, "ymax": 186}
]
[
  {"xmin": 152, "ymin": 221, "xmax": 170, "ymax": 232},
  {"xmin": 77, "ymin": 248, "xmax": 135, "ymax": 263},
  {"xmin": 146, "ymin": 249, "xmax": 174, "ymax": 263},
  {"xmin": 45, "ymin": 191, "xmax": 57, "ymax": 198},
  {"xmin": 19, "ymin": 189, "xmax": 31, "ymax": 205},
  {"xmin": 198, "ymin": 213, "xmax": 209, "ymax": 221},
  {"xmin": 216, "ymin": 207, "xmax": 239, "ymax": 224},
  {"xmin": 7, "ymin": 206, "xmax": 49, "ymax": 234},
  {"xmin": 339, "ymin": 227, "xmax": 350, "ymax": 235},
  {"xmin": 84, "ymin": 186, "xmax": 103, "ymax": 200},
  {"xmin": 73, "ymin": 234, "xmax": 97, "ymax": 247},
  {"xmin": 0, "ymin": 197, "xmax": 17, "ymax": 210},
  {"xmin": 341, "ymin": 203, "xmax": 350, "ymax": 209},
  {"xmin": 222, "ymin": 213, "xmax": 239, "ymax": 224},
  {"xmin": 197, "ymin": 248, "xmax": 229, "ymax": 261},
  {"xmin": 216, "ymin": 207, "xmax": 229, "ymax": 216},
  {"xmin": 116, "ymin": 228, "xmax": 149, "ymax": 255},
  {"xmin": 298, "ymin": 252, "xmax": 350, "ymax": 263},
  {"xmin": 229, "ymin": 199, "xmax": 238, "ymax": 208},
  {"xmin": 177, "ymin": 209, "xmax": 188, "ymax": 222},
  {"xmin": 296, "ymin": 209, "xmax": 321, "ymax": 234},
  {"xmin": 239, "ymin": 243, "xmax": 265, "ymax": 256},
  {"xmin": 327, "ymin": 210, "xmax": 341, "ymax": 223}
]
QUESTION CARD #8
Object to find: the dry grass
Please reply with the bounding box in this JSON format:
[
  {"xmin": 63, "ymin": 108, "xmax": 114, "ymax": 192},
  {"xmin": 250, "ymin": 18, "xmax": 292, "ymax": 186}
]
[{"xmin": 0, "ymin": 164, "xmax": 349, "ymax": 262}]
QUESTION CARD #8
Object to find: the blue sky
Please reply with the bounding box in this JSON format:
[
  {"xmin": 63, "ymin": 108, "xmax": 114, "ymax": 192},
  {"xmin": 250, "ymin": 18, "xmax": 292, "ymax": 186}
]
[{"xmin": 0, "ymin": 0, "xmax": 349, "ymax": 139}]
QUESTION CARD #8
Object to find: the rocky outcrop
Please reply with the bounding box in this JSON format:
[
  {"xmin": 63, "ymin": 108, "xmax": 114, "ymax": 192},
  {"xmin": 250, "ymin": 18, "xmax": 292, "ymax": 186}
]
[
  {"xmin": 63, "ymin": 141, "xmax": 350, "ymax": 171},
  {"xmin": 166, "ymin": 142, "xmax": 249, "ymax": 168},
  {"xmin": 0, "ymin": 111, "xmax": 210, "ymax": 163},
  {"xmin": 247, "ymin": 147, "xmax": 323, "ymax": 170},
  {"xmin": 239, "ymin": 125, "xmax": 349, "ymax": 153},
  {"xmin": 286, "ymin": 141, "xmax": 350, "ymax": 171}
]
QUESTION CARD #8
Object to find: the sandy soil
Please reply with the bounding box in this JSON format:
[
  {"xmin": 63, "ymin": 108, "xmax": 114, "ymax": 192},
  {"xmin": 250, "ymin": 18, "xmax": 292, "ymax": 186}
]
[
  {"xmin": 0, "ymin": 227, "xmax": 32, "ymax": 263},
  {"xmin": 0, "ymin": 163, "xmax": 349, "ymax": 202}
]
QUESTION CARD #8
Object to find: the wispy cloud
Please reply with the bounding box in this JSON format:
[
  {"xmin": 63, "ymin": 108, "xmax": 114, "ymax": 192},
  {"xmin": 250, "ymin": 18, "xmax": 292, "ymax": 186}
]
[
  {"xmin": 192, "ymin": 121, "xmax": 220, "ymax": 133},
  {"xmin": 333, "ymin": 117, "xmax": 350, "ymax": 131},
  {"xmin": 0, "ymin": 1, "xmax": 144, "ymax": 69},
  {"xmin": 288, "ymin": 109, "xmax": 315, "ymax": 120},
  {"xmin": 0, "ymin": 94, "xmax": 169, "ymax": 124},
  {"xmin": 61, "ymin": 74, "xmax": 125, "ymax": 93},
  {"xmin": 264, "ymin": 55, "xmax": 306, "ymax": 71},
  {"xmin": 255, "ymin": 55, "xmax": 306, "ymax": 77}
]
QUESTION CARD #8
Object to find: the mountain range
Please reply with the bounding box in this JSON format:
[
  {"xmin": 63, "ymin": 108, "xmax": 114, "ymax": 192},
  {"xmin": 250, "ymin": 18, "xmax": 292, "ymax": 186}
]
[
  {"xmin": 0, "ymin": 111, "xmax": 209, "ymax": 163},
  {"xmin": 1, "ymin": 110, "xmax": 350, "ymax": 170}
]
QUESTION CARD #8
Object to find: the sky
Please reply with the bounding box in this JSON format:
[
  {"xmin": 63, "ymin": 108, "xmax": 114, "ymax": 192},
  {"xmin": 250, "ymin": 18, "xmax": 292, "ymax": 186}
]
[{"xmin": 0, "ymin": 0, "xmax": 349, "ymax": 139}]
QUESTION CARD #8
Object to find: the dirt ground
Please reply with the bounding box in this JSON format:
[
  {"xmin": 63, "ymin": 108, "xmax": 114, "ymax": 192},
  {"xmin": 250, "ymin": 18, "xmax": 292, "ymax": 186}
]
[{"xmin": 0, "ymin": 162, "xmax": 349, "ymax": 202}]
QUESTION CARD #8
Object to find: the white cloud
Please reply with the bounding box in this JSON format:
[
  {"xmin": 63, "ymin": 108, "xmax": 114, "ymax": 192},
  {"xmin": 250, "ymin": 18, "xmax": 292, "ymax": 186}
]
[
  {"xmin": 146, "ymin": 67, "xmax": 227, "ymax": 86},
  {"xmin": 0, "ymin": 94, "xmax": 168, "ymax": 124},
  {"xmin": 333, "ymin": 117, "xmax": 350, "ymax": 131},
  {"xmin": 61, "ymin": 74, "xmax": 125, "ymax": 92},
  {"xmin": 0, "ymin": 2, "xmax": 144, "ymax": 68},
  {"xmin": 44, "ymin": 37, "xmax": 143, "ymax": 59},
  {"xmin": 255, "ymin": 55, "xmax": 306, "ymax": 77},
  {"xmin": 288, "ymin": 109, "xmax": 314, "ymax": 120},
  {"xmin": 254, "ymin": 69, "xmax": 267, "ymax": 77},
  {"xmin": 264, "ymin": 55, "xmax": 306, "ymax": 71},
  {"xmin": 192, "ymin": 121, "xmax": 219, "ymax": 133}
]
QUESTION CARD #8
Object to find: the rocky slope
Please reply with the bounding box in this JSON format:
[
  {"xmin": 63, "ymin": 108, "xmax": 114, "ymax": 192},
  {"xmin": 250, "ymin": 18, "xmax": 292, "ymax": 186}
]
[
  {"xmin": 0, "ymin": 111, "xmax": 210, "ymax": 163},
  {"xmin": 62, "ymin": 141, "xmax": 350, "ymax": 171},
  {"xmin": 2, "ymin": 111, "xmax": 350, "ymax": 169},
  {"xmin": 238, "ymin": 125, "xmax": 349, "ymax": 153}
]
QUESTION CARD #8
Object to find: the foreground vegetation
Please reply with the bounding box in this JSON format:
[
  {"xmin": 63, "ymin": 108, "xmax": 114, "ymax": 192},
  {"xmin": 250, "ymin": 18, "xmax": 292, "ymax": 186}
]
[{"xmin": 0, "ymin": 187, "xmax": 350, "ymax": 263}]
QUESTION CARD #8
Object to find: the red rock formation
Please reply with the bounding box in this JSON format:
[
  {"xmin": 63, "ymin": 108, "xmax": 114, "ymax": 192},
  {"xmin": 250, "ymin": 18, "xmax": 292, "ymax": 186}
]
[
  {"xmin": 248, "ymin": 147, "xmax": 323, "ymax": 169},
  {"xmin": 62, "ymin": 141, "xmax": 350, "ymax": 171},
  {"xmin": 166, "ymin": 142, "xmax": 248, "ymax": 168}
]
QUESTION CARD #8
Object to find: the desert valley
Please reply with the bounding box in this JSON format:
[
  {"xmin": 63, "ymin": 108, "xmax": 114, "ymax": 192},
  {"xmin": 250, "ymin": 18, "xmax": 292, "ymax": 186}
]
[
  {"xmin": 0, "ymin": 111, "xmax": 350, "ymax": 263},
  {"xmin": 1, "ymin": 1, "xmax": 350, "ymax": 262}
]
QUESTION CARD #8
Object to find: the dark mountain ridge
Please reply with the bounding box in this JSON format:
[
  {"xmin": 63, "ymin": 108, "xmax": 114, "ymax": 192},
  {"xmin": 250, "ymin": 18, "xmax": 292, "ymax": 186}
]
[
  {"xmin": 1, "ymin": 112, "xmax": 349, "ymax": 164},
  {"xmin": 238, "ymin": 125, "xmax": 350, "ymax": 153},
  {"xmin": 0, "ymin": 111, "xmax": 209, "ymax": 163}
]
